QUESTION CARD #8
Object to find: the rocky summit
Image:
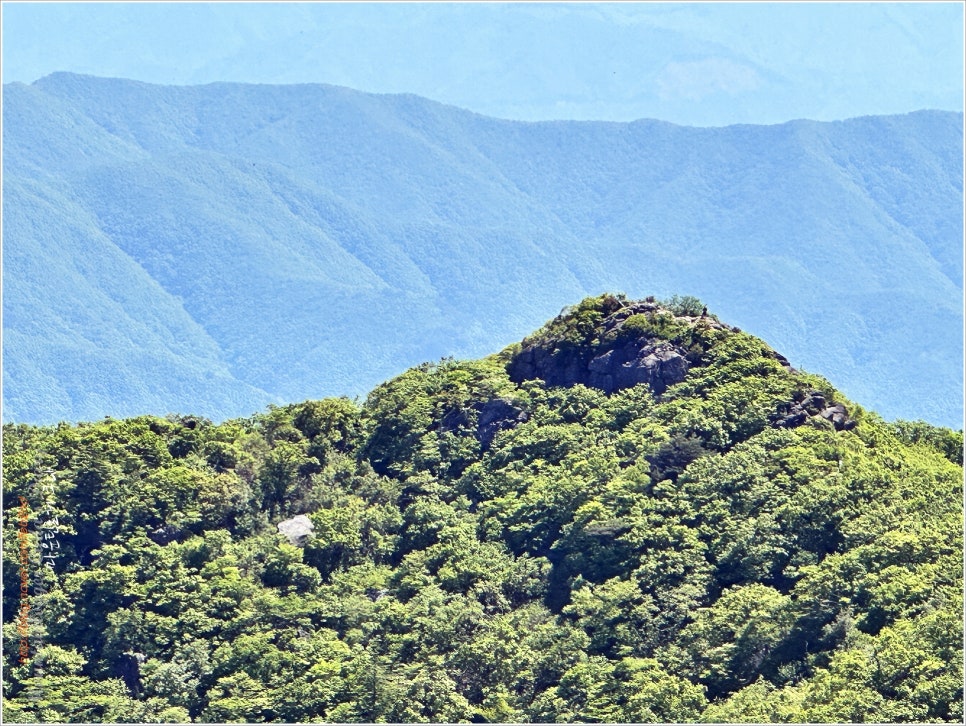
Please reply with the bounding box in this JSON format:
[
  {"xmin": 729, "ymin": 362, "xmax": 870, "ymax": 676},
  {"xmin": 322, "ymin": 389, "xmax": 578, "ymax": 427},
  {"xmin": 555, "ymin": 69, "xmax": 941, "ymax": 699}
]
[{"xmin": 510, "ymin": 296, "xmax": 725, "ymax": 395}]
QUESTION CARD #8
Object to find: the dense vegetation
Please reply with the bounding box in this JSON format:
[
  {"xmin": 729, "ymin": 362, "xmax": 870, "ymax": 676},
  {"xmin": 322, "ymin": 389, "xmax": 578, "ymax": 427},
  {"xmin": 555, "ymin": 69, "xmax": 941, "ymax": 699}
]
[
  {"xmin": 4, "ymin": 72, "xmax": 963, "ymax": 426},
  {"xmin": 3, "ymin": 295, "xmax": 962, "ymax": 722}
]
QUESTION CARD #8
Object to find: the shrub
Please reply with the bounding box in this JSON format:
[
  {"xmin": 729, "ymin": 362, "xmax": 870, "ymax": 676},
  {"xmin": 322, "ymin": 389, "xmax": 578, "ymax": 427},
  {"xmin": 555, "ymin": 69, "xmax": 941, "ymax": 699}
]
[
  {"xmin": 622, "ymin": 312, "xmax": 685, "ymax": 341},
  {"xmin": 663, "ymin": 295, "xmax": 705, "ymax": 317}
]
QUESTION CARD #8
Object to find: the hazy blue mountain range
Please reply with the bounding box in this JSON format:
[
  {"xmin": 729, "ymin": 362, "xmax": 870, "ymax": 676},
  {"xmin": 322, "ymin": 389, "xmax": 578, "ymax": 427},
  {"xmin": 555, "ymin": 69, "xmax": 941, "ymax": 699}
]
[
  {"xmin": 5, "ymin": 3, "xmax": 963, "ymax": 125},
  {"xmin": 3, "ymin": 73, "xmax": 962, "ymax": 427}
]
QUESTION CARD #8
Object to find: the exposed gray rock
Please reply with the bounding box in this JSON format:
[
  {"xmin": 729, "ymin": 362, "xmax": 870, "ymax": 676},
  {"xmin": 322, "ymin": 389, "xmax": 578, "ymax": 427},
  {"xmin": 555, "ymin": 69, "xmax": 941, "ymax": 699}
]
[
  {"xmin": 821, "ymin": 404, "xmax": 857, "ymax": 431},
  {"xmin": 440, "ymin": 407, "xmax": 470, "ymax": 433},
  {"xmin": 802, "ymin": 391, "xmax": 827, "ymax": 414},
  {"xmin": 277, "ymin": 514, "xmax": 314, "ymax": 546},
  {"xmin": 147, "ymin": 524, "xmax": 180, "ymax": 546},
  {"xmin": 365, "ymin": 587, "xmax": 390, "ymax": 602},
  {"xmin": 772, "ymin": 390, "xmax": 856, "ymax": 431},
  {"xmin": 477, "ymin": 398, "xmax": 529, "ymax": 450},
  {"xmin": 508, "ymin": 333, "xmax": 691, "ymax": 396},
  {"xmin": 775, "ymin": 410, "xmax": 808, "ymax": 428},
  {"xmin": 437, "ymin": 398, "xmax": 530, "ymax": 451},
  {"xmin": 114, "ymin": 652, "xmax": 145, "ymax": 695},
  {"xmin": 588, "ymin": 341, "xmax": 691, "ymax": 394},
  {"xmin": 504, "ymin": 299, "xmax": 741, "ymax": 397},
  {"xmin": 769, "ymin": 350, "xmax": 795, "ymax": 372}
]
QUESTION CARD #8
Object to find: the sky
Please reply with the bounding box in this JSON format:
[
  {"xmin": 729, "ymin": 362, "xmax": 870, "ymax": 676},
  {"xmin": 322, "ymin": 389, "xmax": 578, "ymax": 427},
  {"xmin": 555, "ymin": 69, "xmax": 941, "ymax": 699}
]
[{"xmin": 2, "ymin": 1, "xmax": 964, "ymax": 126}]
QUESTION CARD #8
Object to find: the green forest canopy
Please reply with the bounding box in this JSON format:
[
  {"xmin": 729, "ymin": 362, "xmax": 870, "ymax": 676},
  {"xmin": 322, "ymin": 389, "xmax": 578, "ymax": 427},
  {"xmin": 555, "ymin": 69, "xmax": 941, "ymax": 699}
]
[{"xmin": 3, "ymin": 294, "xmax": 962, "ymax": 722}]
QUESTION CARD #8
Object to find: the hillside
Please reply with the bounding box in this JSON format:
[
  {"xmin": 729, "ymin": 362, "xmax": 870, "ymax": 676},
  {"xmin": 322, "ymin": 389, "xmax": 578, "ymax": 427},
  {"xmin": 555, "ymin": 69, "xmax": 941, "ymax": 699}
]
[
  {"xmin": 3, "ymin": 296, "xmax": 962, "ymax": 723},
  {"xmin": 2, "ymin": 73, "xmax": 963, "ymax": 427}
]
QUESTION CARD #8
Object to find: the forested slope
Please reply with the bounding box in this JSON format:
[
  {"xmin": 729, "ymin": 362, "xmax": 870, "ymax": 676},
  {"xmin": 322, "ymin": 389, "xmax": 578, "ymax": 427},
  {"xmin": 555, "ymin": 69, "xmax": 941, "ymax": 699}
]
[
  {"xmin": 4, "ymin": 73, "xmax": 962, "ymax": 426},
  {"xmin": 3, "ymin": 296, "xmax": 962, "ymax": 722}
]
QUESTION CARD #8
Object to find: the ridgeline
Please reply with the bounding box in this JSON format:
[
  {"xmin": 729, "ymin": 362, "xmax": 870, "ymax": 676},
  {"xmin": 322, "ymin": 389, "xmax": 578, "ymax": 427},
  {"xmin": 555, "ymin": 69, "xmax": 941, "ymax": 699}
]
[{"xmin": 4, "ymin": 74, "xmax": 962, "ymax": 427}]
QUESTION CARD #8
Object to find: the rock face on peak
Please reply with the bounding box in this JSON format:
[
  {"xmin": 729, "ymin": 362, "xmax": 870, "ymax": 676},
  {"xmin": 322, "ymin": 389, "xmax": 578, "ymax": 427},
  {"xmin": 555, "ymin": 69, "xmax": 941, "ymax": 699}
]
[
  {"xmin": 586, "ymin": 341, "xmax": 690, "ymax": 395},
  {"xmin": 507, "ymin": 297, "xmax": 730, "ymax": 396},
  {"xmin": 510, "ymin": 337, "xmax": 691, "ymax": 395},
  {"xmin": 506, "ymin": 294, "xmax": 862, "ymax": 442}
]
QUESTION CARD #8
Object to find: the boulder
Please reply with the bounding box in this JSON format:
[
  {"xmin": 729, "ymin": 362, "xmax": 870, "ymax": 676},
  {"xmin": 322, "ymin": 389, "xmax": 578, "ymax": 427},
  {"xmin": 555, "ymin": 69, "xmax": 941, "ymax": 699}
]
[
  {"xmin": 772, "ymin": 390, "xmax": 856, "ymax": 431},
  {"xmin": 800, "ymin": 391, "xmax": 827, "ymax": 415},
  {"xmin": 277, "ymin": 514, "xmax": 314, "ymax": 546},
  {"xmin": 821, "ymin": 404, "xmax": 857, "ymax": 431},
  {"xmin": 147, "ymin": 524, "xmax": 180, "ymax": 546}
]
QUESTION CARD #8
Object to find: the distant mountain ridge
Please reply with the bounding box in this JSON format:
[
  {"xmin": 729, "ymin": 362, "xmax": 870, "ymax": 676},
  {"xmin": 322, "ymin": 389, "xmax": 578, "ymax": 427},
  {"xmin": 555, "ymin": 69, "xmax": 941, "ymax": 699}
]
[{"xmin": 3, "ymin": 73, "xmax": 962, "ymax": 426}]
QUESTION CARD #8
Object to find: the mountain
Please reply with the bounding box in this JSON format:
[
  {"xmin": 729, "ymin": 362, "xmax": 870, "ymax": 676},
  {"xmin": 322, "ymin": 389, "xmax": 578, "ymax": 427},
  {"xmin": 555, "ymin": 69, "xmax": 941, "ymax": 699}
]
[
  {"xmin": 3, "ymin": 73, "xmax": 962, "ymax": 427},
  {"xmin": 3, "ymin": 296, "xmax": 962, "ymax": 722},
  {"xmin": 6, "ymin": 4, "xmax": 963, "ymax": 125}
]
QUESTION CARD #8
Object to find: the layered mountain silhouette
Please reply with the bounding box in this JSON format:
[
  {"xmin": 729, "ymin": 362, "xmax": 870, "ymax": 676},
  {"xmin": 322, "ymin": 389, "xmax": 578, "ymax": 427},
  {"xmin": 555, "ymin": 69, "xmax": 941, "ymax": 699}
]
[{"xmin": 3, "ymin": 73, "xmax": 962, "ymax": 426}]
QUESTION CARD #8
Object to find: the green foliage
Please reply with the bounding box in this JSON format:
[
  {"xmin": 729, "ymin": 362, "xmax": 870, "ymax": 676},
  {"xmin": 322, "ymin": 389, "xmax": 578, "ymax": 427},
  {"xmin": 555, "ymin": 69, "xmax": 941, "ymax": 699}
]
[
  {"xmin": 662, "ymin": 294, "xmax": 706, "ymax": 317},
  {"xmin": 646, "ymin": 433, "xmax": 711, "ymax": 483},
  {"xmin": 3, "ymin": 298, "xmax": 961, "ymax": 722},
  {"xmin": 889, "ymin": 419, "xmax": 963, "ymax": 465},
  {"xmin": 524, "ymin": 294, "xmax": 627, "ymax": 349},
  {"xmin": 621, "ymin": 311, "xmax": 687, "ymax": 342}
]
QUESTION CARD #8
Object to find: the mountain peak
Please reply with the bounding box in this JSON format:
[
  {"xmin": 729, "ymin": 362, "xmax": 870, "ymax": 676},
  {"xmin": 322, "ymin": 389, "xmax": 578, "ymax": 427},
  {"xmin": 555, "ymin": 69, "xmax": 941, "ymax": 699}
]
[
  {"xmin": 361, "ymin": 294, "xmax": 862, "ymax": 481},
  {"xmin": 508, "ymin": 293, "xmax": 781, "ymax": 396},
  {"xmin": 504, "ymin": 293, "xmax": 857, "ymax": 437}
]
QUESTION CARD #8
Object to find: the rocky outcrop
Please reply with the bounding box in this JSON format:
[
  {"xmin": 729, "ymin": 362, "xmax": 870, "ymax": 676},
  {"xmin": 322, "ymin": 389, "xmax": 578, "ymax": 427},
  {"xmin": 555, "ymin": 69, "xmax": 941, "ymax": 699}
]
[
  {"xmin": 477, "ymin": 398, "xmax": 529, "ymax": 450},
  {"xmin": 819, "ymin": 403, "xmax": 856, "ymax": 431},
  {"xmin": 440, "ymin": 398, "xmax": 530, "ymax": 451},
  {"xmin": 769, "ymin": 350, "xmax": 795, "ymax": 372},
  {"xmin": 277, "ymin": 514, "xmax": 314, "ymax": 546},
  {"xmin": 147, "ymin": 523, "xmax": 181, "ymax": 546},
  {"xmin": 772, "ymin": 390, "xmax": 857, "ymax": 431},
  {"xmin": 586, "ymin": 342, "xmax": 691, "ymax": 394},
  {"xmin": 509, "ymin": 337, "xmax": 691, "ymax": 395},
  {"xmin": 507, "ymin": 300, "xmax": 705, "ymax": 396}
]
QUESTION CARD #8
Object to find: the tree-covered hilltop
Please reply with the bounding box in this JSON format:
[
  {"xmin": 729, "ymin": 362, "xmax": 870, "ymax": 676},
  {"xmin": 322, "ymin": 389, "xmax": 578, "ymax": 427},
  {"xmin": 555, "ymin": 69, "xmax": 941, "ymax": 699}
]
[{"xmin": 3, "ymin": 294, "xmax": 962, "ymax": 723}]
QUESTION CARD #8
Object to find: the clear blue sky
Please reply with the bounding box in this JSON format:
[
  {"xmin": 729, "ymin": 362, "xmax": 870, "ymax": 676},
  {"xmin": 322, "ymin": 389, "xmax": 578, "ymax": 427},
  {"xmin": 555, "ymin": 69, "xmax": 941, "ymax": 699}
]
[{"xmin": 2, "ymin": 2, "xmax": 963, "ymax": 126}]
